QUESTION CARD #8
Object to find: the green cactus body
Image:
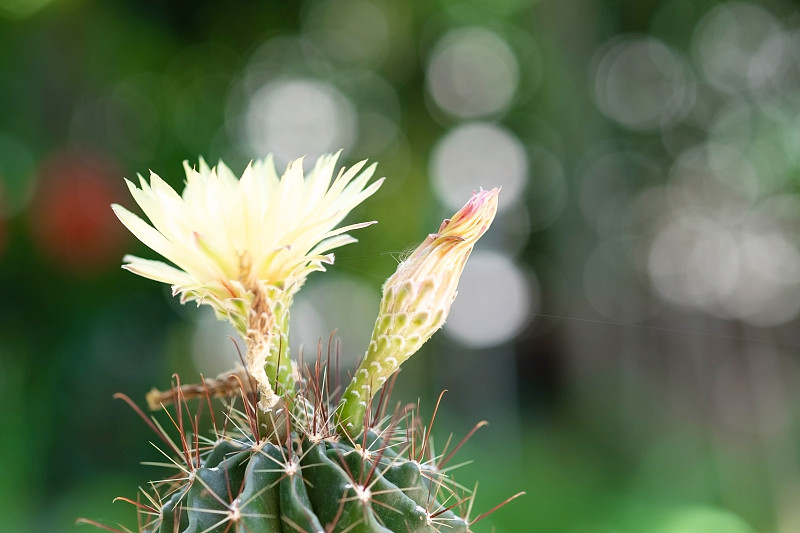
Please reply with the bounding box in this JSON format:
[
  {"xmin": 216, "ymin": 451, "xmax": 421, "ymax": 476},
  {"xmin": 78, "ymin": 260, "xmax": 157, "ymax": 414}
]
[{"xmin": 144, "ymin": 425, "xmax": 470, "ymax": 533}]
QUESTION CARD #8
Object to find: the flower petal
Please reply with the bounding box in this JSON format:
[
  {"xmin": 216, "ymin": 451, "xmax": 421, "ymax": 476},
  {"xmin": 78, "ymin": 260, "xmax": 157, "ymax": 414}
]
[{"xmin": 122, "ymin": 255, "xmax": 195, "ymax": 286}]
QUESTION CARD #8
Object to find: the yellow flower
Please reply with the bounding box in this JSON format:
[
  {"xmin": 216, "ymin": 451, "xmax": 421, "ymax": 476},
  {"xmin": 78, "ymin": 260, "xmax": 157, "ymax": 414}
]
[
  {"xmin": 336, "ymin": 187, "xmax": 499, "ymax": 433},
  {"xmin": 112, "ymin": 152, "xmax": 383, "ymax": 335},
  {"xmin": 114, "ymin": 153, "xmax": 382, "ymax": 410}
]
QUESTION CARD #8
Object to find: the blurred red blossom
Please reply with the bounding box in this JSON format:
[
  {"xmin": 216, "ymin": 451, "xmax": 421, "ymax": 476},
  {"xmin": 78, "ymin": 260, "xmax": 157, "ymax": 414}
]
[{"xmin": 30, "ymin": 149, "xmax": 128, "ymax": 274}]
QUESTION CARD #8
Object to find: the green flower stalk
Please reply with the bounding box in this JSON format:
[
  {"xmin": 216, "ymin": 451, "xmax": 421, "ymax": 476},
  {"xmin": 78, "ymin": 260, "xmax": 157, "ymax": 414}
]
[{"xmin": 335, "ymin": 188, "xmax": 500, "ymax": 435}]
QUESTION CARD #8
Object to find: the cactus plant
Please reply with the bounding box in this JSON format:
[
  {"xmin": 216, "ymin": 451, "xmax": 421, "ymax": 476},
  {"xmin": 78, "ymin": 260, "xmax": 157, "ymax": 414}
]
[{"xmin": 79, "ymin": 153, "xmax": 522, "ymax": 532}]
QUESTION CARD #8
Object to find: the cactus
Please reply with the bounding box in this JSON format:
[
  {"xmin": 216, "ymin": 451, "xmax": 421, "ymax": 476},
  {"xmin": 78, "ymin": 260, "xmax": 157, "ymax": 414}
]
[
  {"xmin": 79, "ymin": 153, "xmax": 522, "ymax": 533},
  {"xmin": 109, "ymin": 369, "xmax": 484, "ymax": 533}
]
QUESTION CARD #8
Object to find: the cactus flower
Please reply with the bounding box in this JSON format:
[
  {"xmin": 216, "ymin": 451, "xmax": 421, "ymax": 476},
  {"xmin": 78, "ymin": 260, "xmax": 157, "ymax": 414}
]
[
  {"xmin": 336, "ymin": 187, "xmax": 500, "ymax": 433},
  {"xmin": 113, "ymin": 152, "xmax": 383, "ymax": 407}
]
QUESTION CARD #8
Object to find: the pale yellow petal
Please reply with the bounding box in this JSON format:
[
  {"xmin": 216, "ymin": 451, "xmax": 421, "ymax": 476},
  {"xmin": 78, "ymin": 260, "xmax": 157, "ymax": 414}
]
[
  {"xmin": 122, "ymin": 255, "xmax": 195, "ymax": 286},
  {"xmin": 112, "ymin": 204, "xmax": 179, "ymax": 263}
]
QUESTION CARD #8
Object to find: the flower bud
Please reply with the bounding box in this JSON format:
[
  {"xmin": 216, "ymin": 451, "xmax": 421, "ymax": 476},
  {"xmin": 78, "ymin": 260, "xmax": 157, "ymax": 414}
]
[{"xmin": 336, "ymin": 188, "xmax": 500, "ymax": 434}]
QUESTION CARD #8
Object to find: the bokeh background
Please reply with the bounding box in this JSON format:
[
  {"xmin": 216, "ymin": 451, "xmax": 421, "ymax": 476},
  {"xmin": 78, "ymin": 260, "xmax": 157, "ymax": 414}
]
[{"xmin": 3, "ymin": 0, "xmax": 800, "ymax": 531}]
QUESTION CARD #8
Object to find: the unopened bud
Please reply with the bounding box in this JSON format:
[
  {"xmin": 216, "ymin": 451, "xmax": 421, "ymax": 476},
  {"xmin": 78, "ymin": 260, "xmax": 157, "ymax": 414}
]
[{"xmin": 335, "ymin": 188, "xmax": 500, "ymax": 434}]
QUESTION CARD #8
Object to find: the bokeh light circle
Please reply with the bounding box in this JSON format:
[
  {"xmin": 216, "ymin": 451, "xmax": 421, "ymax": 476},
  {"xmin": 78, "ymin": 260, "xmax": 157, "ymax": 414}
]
[
  {"xmin": 430, "ymin": 122, "xmax": 527, "ymax": 213},
  {"xmin": 444, "ymin": 250, "xmax": 533, "ymax": 348},
  {"xmin": 426, "ymin": 27, "xmax": 519, "ymax": 119},
  {"xmin": 723, "ymin": 222, "xmax": 800, "ymax": 326},
  {"xmin": 667, "ymin": 144, "xmax": 759, "ymax": 220},
  {"xmin": 648, "ymin": 213, "xmax": 742, "ymax": 312},
  {"xmin": 647, "ymin": 208, "xmax": 800, "ymax": 326},
  {"xmin": 593, "ymin": 36, "xmax": 694, "ymax": 130},
  {"xmin": 244, "ymin": 78, "xmax": 357, "ymax": 167},
  {"xmin": 692, "ymin": 2, "xmax": 787, "ymax": 94}
]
